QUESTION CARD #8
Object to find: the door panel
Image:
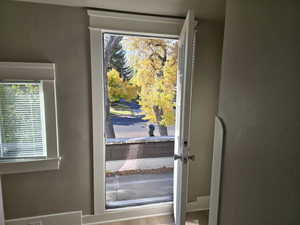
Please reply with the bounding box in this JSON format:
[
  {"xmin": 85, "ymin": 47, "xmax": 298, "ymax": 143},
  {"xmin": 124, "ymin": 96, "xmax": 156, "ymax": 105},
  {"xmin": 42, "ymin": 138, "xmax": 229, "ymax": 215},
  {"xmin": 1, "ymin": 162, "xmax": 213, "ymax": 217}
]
[{"xmin": 173, "ymin": 9, "xmax": 196, "ymax": 225}]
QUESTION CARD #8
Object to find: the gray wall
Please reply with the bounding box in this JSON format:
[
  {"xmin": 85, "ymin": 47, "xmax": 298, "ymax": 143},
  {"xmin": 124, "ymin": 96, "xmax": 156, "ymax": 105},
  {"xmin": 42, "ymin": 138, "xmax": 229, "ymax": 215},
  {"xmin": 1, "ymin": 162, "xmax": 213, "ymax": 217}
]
[
  {"xmin": 218, "ymin": 0, "xmax": 300, "ymax": 224},
  {"xmin": 0, "ymin": 1, "xmax": 224, "ymax": 219},
  {"xmin": 0, "ymin": 1, "xmax": 93, "ymax": 219},
  {"xmin": 189, "ymin": 21, "xmax": 223, "ymax": 200}
]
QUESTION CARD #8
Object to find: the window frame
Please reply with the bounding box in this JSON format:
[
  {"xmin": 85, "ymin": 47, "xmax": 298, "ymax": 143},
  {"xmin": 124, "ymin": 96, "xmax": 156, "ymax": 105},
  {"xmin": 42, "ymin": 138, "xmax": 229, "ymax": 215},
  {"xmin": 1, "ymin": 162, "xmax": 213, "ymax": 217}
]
[
  {"xmin": 88, "ymin": 9, "xmax": 184, "ymax": 223},
  {"xmin": 0, "ymin": 62, "xmax": 60, "ymax": 174}
]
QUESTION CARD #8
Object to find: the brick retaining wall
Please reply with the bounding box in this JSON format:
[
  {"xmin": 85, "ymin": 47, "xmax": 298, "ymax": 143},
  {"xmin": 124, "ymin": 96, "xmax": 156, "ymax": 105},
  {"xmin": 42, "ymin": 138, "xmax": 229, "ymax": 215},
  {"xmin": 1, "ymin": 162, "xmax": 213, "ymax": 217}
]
[{"xmin": 106, "ymin": 140, "xmax": 174, "ymax": 161}]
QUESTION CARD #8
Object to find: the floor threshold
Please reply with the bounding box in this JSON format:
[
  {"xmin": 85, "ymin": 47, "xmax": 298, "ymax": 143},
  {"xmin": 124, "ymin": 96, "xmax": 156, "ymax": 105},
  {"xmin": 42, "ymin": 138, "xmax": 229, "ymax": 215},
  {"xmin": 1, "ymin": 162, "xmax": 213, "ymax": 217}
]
[{"xmin": 106, "ymin": 195, "xmax": 173, "ymax": 209}]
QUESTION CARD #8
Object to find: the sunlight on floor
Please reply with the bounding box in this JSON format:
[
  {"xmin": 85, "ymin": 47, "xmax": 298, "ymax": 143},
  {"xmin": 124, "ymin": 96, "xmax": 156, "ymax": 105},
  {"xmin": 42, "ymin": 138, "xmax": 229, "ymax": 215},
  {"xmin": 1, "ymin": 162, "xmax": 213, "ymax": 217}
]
[{"xmin": 186, "ymin": 219, "xmax": 201, "ymax": 225}]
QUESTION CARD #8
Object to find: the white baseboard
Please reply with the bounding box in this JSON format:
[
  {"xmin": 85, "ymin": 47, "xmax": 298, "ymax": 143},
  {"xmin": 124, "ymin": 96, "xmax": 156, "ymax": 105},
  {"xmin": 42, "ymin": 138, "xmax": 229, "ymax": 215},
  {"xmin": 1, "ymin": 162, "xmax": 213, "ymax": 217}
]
[{"xmin": 5, "ymin": 211, "xmax": 82, "ymax": 225}]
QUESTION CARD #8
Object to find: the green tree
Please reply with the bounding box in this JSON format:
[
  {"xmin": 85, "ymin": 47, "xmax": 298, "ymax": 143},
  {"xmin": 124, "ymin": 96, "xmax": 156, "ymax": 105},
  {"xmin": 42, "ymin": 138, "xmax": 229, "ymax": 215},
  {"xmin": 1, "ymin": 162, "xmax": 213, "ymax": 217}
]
[
  {"xmin": 104, "ymin": 34, "xmax": 135, "ymax": 138},
  {"xmin": 109, "ymin": 37, "xmax": 133, "ymax": 80}
]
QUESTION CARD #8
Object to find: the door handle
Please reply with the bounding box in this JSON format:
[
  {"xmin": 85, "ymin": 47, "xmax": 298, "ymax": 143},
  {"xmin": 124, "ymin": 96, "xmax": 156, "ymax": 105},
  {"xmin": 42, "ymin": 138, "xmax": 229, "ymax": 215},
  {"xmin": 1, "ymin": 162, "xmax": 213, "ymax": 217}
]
[
  {"xmin": 174, "ymin": 154, "xmax": 195, "ymax": 162},
  {"xmin": 174, "ymin": 154, "xmax": 183, "ymax": 161}
]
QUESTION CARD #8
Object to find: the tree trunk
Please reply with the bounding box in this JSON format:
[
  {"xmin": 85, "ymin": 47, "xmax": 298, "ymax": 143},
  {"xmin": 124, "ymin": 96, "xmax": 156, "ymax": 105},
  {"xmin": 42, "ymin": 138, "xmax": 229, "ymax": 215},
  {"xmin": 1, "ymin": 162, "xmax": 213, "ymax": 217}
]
[
  {"xmin": 152, "ymin": 47, "xmax": 169, "ymax": 136},
  {"xmin": 105, "ymin": 115, "xmax": 115, "ymax": 138},
  {"xmin": 103, "ymin": 36, "xmax": 123, "ymax": 138},
  {"xmin": 153, "ymin": 105, "xmax": 168, "ymax": 136},
  {"xmin": 158, "ymin": 124, "xmax": 168, "ymax": 137}
]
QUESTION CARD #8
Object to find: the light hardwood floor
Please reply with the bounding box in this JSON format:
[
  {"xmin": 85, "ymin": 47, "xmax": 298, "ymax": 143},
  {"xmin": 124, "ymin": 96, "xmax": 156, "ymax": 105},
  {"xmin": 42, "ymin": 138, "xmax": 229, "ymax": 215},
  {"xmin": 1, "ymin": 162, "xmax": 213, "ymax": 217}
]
[{"xmin": 101, "ymin": 211, "xmax": 209, "ymax": 225}]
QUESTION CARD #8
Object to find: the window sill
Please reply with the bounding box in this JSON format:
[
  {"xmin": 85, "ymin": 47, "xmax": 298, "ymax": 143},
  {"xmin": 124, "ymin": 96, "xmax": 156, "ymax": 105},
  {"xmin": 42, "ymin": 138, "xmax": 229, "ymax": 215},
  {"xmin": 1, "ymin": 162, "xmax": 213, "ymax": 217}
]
[{"xmin": 0, "ymin": 157, "xmax": 61, "ymax": 175}]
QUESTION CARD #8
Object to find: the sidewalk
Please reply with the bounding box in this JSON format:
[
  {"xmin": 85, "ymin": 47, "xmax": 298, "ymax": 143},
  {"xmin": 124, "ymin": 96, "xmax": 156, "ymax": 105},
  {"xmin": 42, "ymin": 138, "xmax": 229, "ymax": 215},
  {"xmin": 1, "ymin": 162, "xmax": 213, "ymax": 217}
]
[{"xmin": 106, "ymin": 157, "xmax": 174, "ymax": 172}]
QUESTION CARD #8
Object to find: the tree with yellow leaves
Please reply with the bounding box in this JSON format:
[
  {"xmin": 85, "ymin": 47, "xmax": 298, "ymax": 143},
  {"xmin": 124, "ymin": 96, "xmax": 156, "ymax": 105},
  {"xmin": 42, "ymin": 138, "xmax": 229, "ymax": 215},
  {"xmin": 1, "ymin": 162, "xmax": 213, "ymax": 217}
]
[
  {"xmin": 107, "ymin": 68, "xmax": 138, "ymax": 102},
  {"xmin": 125, "ymin": 37, "xmax": 178, "ymax": 136}
]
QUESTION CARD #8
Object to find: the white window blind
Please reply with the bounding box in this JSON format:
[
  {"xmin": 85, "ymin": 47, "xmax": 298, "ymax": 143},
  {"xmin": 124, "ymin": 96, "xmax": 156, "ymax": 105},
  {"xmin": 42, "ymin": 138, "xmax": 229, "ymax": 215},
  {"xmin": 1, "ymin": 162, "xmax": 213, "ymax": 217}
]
[{"xmin": 0, "ymin": 82, "xmax": 46, "ymax": 158}]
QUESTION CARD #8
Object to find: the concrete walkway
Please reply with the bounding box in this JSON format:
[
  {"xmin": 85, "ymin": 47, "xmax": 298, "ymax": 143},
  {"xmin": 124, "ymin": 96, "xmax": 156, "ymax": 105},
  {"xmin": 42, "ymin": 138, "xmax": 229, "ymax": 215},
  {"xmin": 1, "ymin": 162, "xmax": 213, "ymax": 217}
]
[
  {"xmin": 106, "ymin": 157, "xmax": 174, "ymax": 172},
  {"xmin": 106, "ymin": 172, "xmax": 173, "ymax": 208}
]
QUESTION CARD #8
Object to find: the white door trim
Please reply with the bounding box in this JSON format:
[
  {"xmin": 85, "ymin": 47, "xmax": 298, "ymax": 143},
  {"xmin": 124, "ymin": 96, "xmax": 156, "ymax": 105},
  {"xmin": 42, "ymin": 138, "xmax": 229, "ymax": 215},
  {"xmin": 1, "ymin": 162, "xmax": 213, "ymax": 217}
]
[
  {"xmin": 89, "ymin": 9, "xmax": 201, "ymax": 223},
  {"xmin": 88, "ymin": 10, "xmax": 183, "ymax": 37},
  {"xmin": 89, "ymin": 9, "xmax": 184, "ymax": 216}
]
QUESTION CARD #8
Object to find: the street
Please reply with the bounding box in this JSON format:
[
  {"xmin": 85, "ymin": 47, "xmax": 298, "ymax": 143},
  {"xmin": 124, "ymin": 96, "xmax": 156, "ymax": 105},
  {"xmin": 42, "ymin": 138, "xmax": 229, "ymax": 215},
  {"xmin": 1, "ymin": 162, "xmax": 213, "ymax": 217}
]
[
  {"xmin": 111, "ymin": 113, "xmax": 175, "ymax": 138},
  {"xmin": 106, "ymin": 172, "xmax": 173, "ymax": 208}
]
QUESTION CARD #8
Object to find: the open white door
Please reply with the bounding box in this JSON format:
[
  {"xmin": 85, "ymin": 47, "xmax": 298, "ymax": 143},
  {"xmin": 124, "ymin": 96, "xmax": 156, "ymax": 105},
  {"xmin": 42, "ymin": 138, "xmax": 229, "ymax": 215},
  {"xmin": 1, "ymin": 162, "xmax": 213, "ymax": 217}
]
[{"xmin": 173, "ymin": 9, "xmax": 196, "ymax": 225}]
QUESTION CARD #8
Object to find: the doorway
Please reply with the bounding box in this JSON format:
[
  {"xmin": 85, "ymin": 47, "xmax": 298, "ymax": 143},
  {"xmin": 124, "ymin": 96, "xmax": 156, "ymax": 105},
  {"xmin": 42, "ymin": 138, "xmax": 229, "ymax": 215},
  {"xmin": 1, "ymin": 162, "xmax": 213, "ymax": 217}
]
[{"xmin": 89, "ymin": 9, "xmax": 196, "ymax": 225}]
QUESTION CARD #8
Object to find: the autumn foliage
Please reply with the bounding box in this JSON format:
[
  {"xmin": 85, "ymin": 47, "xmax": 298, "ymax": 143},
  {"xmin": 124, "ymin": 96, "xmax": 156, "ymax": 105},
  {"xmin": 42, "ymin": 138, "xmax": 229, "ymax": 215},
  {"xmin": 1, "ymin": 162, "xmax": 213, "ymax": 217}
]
[
  {"xmin": 106, "ymin": 35, "xmax": 178, "ymax": 136},
  {"xmin": 107, "ymin": 68, "xmax": 138, "ymax": 102},
  {"xmin": 126, "ymin": 38, "xmax": 178, "ymax": 128}
]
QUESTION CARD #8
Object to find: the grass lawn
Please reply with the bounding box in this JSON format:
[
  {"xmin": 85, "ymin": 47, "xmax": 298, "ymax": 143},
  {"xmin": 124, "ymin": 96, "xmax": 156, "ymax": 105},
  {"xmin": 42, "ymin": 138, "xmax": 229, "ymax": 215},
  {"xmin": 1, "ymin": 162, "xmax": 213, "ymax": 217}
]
[
  {"xmin": 110, "ymin": 106, "xmax": 134, "ymax": 116},
  {"xmin": 110, "ymin": 101, "xmax": 143, "ymax": 117}
]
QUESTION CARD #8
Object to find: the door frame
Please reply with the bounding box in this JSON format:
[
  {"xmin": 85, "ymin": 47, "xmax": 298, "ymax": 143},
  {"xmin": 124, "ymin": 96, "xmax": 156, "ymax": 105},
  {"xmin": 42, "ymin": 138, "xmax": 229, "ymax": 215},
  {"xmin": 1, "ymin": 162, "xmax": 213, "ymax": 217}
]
[{"xmin": 88, "ymin": 9, "xmax": 185, "ymax": 220}]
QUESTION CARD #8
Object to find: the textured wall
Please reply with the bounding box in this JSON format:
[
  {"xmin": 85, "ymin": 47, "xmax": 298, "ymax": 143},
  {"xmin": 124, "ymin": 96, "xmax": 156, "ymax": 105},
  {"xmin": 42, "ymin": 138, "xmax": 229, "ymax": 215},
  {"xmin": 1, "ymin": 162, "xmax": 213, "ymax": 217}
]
[
  {"xmin": 218, "ymin": 0, "xmax": 300, "ymax": 224},
  {"xmin": 188, "ymin": 21, "xmax": 224, "ymax": 200},
  {"xmin": 0, "ymin": 1, "xmax": 93, "ymax": 218}
]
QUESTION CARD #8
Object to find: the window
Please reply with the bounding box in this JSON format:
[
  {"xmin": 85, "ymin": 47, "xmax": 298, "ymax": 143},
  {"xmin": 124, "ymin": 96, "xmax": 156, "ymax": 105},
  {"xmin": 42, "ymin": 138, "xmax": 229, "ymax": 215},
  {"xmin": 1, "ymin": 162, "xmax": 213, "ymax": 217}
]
[
  {"xmin": 0, "ymin": 62, "xmax": 60, "ymax": 174},
  {"xmin": 0, "ymin": 82, "xmax": 46, "ymax": 158}
]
